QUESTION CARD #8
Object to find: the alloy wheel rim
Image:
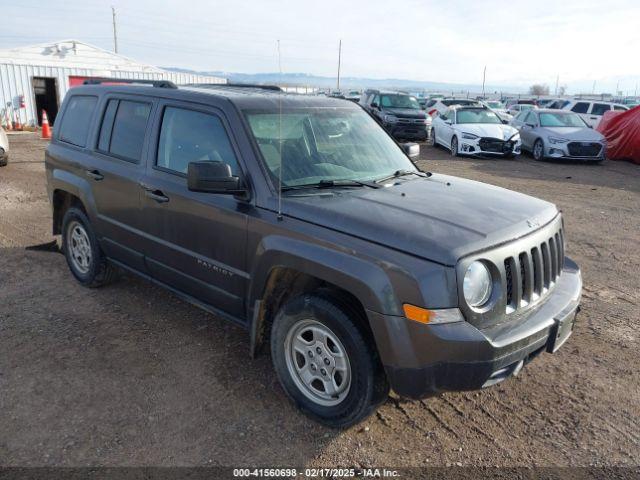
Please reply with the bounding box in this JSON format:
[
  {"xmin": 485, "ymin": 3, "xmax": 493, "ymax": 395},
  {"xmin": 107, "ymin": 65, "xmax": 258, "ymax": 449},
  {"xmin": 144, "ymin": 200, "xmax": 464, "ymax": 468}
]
[
  {"xmin": 534, "ymin": 141, "xmax": 543, "ymax": 159},
  {"xmin": 67, "ymin": 221, "xmax": 92, "ymax": 274},
  {"xmin": 284, "ymin": 319, "xmax": 352, "ymax": 407}
]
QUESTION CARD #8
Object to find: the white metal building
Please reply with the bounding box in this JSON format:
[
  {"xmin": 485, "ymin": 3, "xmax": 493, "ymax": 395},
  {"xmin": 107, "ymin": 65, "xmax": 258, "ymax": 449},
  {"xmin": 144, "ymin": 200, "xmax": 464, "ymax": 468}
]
[{"xmin": 0, "ymin": 40, "xmax": 226, "ymax": 128}]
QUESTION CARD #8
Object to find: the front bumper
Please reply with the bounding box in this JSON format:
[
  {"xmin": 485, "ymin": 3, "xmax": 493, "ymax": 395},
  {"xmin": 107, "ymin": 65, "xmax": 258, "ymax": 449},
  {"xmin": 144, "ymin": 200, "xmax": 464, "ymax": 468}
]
[
  {"xmin": 368, "ymin": 257, "xmax": 582, "ymax": 398},
  {"xmin": 385, "ymin": 123, "xmax": 428, "ymax": 140},
  {"xmin": 459, "ymin": 136, "xmax": 521, "ymax": 157},
  {"xmin": 545, "ymin": 142, "xmax": 605, "ymax": 161}
]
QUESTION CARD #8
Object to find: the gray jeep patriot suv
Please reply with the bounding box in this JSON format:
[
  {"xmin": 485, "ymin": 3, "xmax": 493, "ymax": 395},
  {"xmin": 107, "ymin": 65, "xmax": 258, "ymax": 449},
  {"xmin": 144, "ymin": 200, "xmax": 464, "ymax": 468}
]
[{"xmin": 46, "ymin": 80, "xmax": 582, "ymax": 427}]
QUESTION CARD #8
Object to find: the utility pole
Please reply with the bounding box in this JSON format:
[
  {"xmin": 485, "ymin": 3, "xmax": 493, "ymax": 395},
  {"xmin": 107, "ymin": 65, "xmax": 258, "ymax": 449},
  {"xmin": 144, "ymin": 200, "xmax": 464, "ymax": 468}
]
[
  {"xmin": 111, "ymin": 6, "xmax": 118, "ymax": 54},
  {"xmin": 481, "ymin": 66, "xmax": 486, "ymax": 98},
  {"xmin": 336, "ymin": 39, "xmax": 342, "ymax": 91},
  {"xmin": 554, "ymin": 74, "xmax": 559, "ymax": 95},
  {"xmin": 592, "ymin": 80, "xmax": 596, "ymax": 94}
]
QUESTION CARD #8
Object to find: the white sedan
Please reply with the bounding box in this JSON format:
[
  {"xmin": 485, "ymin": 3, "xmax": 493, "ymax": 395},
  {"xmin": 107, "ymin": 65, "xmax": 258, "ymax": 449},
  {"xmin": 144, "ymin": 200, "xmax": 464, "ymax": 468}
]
[{"xmin": 430, "ymin": 106, "xmax": 521, "ymax": 158}]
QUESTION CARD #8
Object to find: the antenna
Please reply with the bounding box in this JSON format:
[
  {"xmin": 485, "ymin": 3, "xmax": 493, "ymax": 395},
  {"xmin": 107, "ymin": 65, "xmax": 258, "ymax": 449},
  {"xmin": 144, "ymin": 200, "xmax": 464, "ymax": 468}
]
[
  {"xmin": 337, "ymin": 39, "xmax": 342, "ymax": 91},
  {"xmin": 111, "ymin": 6, "xmax": 118, "ymax": 54},
  {"xmin": 277, "ymin": 39, "xmax": 283, "ymax": 221}
]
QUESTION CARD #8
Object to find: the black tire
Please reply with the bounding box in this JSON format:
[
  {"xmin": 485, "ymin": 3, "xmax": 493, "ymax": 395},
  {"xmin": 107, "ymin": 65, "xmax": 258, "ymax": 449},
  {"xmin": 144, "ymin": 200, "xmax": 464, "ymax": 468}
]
[
  {"xmin": 270, "ymin": 292, "xmax": 389, "ymax": 428},
  {"xmin": 451, "ymin": 136, "xmax": 459, "ymax": 157},
  {"xmin": 61, "ymin": 207, "xmax": 118, "ymax": 288},
  {"xmin": 532, "ymin": 138, "xmax": 545, "ymax": 161},
  {"xmin": 0, "ymin": 157, "xmax": 7, "ymax": 167},
  {"xmin": 429, "ymin": 129, "xmax": 436, "ymax": 147}
]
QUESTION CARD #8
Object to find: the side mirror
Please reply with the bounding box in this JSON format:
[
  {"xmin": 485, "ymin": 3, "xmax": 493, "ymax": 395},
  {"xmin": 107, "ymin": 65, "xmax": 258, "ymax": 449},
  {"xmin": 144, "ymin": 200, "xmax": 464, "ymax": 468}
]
[
  {"xmin": 370, "ymin": 102, "xmax": 379, "ymax": 109},
  {"xmin": 502, "ymin": 119, "xmax": 509, "ymax": 124},
  {"xmin": 525, "ymin": 123, "xmax": 535, "ymax": 128},
  {"xmin": 187, "ymin": 161, "xmax": 244, "ymax": 194},
  {"xmin": 401, "ymin": 142, "xmax": 420, "ymax": 159},
  {"xmin": 445, "ymin": 119, "xmax": 452, "ymax": 125}
]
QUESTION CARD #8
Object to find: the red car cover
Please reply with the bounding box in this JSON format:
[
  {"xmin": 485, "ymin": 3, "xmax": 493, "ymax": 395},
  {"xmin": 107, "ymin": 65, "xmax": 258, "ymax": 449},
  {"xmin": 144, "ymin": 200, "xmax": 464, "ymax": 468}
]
[{"xmin": 596, "ymin": 106, "xmax": 640, "ymax": 164}]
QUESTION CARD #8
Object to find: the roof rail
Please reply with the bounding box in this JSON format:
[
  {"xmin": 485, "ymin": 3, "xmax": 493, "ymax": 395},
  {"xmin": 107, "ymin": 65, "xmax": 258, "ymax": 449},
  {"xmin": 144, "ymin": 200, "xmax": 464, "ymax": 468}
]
[
  {"xmin": 82, "ymin": 78, "xmax": 178, "ymax": 89},
  {"xmin": 188, "ymin": 82, "xmax": 283, "ymax": 92}
]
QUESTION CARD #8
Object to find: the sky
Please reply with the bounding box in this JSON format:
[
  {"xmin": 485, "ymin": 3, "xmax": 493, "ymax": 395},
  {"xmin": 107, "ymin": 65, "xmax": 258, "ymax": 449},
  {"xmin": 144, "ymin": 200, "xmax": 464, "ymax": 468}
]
[{"xmin": 2, "ymin": 0, "xmax": 639, "ymax": 94}]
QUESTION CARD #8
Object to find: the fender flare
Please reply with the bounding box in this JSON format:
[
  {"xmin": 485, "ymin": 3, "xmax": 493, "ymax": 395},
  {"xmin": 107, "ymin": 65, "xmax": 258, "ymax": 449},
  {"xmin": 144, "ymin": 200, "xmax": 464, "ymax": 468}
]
[
  {"xmin": 51, "ymin": 168, "xmax": 99, "ymax": 223},
  {"xmin": 247, "ymin": 235, "xmax": 402, "ymax": 357},
  {"xmin": 248, "ymin": 235, "xmax": 400, "ymax": 316}
]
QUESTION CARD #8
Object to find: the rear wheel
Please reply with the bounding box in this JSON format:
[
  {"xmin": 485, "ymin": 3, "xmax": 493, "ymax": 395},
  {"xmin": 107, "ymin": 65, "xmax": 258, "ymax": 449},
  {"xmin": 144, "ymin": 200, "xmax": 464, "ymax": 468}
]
[
  {"xmin": 451, "ymin": 136, "xmax": 459, "ymax": 157},
  {"xmin": 270, "ymin": 293, "xmax": 389, "ymax": 428},
  {"xmin": 429, "ymin": 129, "xmax": 436, "ymax": 147},
  {"xmin": 533, "ymin": 139, "xmax": 545, "ymax": 161},
  {"xmin": 62, "ymin": 207, "xmax": 118, "ymax": 287}
]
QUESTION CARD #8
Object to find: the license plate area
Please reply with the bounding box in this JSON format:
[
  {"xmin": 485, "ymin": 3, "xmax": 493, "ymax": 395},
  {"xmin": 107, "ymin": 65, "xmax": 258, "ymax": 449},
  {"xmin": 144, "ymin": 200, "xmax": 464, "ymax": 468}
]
[{"xmin": 547, "ymin": 310, "xmax": 576, "ymax": 353}]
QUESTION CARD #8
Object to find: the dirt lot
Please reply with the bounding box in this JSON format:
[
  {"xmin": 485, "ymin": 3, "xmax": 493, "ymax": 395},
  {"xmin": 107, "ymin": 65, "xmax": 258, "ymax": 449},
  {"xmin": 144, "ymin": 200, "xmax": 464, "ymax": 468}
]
[{"xmin": 1, "ymin": 133, "xmax": 638, "ymax": 468}]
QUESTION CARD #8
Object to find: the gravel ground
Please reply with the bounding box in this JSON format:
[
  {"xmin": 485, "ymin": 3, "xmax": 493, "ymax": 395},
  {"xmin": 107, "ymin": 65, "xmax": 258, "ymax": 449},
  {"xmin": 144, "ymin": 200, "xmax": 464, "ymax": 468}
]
[{"xmin": 0, "ymin": 133, "xmax": 638, "ymax": 468}]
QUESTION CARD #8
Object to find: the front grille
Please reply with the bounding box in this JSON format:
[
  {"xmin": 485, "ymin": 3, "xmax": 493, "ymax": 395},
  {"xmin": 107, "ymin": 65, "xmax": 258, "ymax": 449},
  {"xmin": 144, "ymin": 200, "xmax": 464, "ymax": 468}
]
[
  {"xmin": 397, "ymin": 118, "xmax": 426, "ymax": 125},
  {"xmin": 504, "ymin": 225, "xmax": 565, "ymax": 313},
  {"xmin": 567, "ymin": 142, "xmax": 601, "ymax": 157},
  {"xmin": 479, "ymin": 137, "xmax": 513, "ymax": 153}
]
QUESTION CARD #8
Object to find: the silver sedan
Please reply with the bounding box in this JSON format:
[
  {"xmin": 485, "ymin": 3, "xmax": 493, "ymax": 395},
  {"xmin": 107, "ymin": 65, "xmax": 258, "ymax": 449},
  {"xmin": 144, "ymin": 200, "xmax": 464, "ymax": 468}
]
[{"xmin": 510, "ymin": 109, "xmax": 606, "ymax": 162}]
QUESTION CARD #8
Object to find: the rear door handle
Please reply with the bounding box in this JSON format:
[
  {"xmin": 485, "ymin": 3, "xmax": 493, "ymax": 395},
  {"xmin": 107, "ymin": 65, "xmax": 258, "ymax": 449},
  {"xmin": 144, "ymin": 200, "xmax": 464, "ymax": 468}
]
[
  {"xmin": 139, "ymin": 182, "xmax": 169, "ymax": 203},
  {"xmin": 86, "ymin": 169, "xmax": 104, "ymax": 181}
]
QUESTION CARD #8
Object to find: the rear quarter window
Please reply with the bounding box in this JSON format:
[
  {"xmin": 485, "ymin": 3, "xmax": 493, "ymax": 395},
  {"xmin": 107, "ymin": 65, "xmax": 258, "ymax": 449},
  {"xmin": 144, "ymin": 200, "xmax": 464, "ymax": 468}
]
[
  {"xmin": 58, "ymin": 95, "xmax": 98, "ymax": 147},
  {"xmin": 571, "ymin": 102, "xmax": 590, "ymax": 114}
]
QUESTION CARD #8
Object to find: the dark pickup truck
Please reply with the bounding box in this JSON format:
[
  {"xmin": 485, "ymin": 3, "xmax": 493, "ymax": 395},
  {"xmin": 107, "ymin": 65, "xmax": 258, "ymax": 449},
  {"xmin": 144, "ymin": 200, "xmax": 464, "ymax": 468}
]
[{"xmin": 46, "ymin": 80, "xmax": 582, "ymax": 427}]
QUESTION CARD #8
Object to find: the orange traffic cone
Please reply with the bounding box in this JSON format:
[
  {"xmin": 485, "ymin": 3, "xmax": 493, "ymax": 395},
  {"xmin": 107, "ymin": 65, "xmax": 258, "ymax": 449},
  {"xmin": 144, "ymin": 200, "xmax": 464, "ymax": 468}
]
[
  {"xmin": 13, "ymin": 110, "xmax": 22, "ymax": 131},
  {"xmin": 41, "ymin": 110, "xmax": 51, "ymax": 139}
]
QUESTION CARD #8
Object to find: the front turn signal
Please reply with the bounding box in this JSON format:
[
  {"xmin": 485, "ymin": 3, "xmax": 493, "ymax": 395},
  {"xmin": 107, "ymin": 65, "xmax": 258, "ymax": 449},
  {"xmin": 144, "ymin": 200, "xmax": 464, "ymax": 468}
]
[
  {"xmin": 402, "ymin": 305, "xmax": 465, "ymax": 325},
  {"xmin": 403, "ymin": 304, "xmax": 433, "ymax": 324}
]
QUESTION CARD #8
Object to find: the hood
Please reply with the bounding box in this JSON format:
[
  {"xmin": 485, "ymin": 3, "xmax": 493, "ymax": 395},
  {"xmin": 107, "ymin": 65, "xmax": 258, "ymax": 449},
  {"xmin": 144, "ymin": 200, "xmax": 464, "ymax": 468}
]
[
  {"xmin": 540, "ymin": 126, "xmax": 604, "ymax": 141},
  {"xmin": 383, "ymin": 107, "xmax": 426, "ymax": 119},
  {"xmin": 457, "ymin": 123, "xmax": 518, "ymax": 140},
  {"xmin": 283, "ymin": 174, "xmax": 558, "ymax": 265}
]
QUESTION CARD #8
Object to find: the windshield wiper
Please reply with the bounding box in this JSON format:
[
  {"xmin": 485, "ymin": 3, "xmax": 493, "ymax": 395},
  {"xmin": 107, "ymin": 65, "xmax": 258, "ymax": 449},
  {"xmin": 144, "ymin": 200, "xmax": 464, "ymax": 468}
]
[
  {"xmin": 282, "ymin": 179, "xmax": 380, "ymax": 191},
  {"xmin": 374, "ymin": 169, "xmax": 426, "ymax": 184}
]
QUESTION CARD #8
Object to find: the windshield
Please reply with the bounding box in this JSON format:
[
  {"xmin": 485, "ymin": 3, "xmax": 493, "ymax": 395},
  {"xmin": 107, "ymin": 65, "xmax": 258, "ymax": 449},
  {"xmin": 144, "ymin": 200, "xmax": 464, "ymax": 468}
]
[
  {"xmin": 379, "ymin": 94, "xmax": 421, "ymax": 109},
  {"xmin": 456, "ymin": 109, "xmax": 502, "ymax": 124},
  {"xmin": 244, "ymin": 108, "xmax": 416, "ymax": 187},
  {"xmin": 539, "ymin": 112, "xmax": 587, "ymax": 128},
  {"xmin": 487, "ymin": 101, "xmax": 504, "ymax": 109}
]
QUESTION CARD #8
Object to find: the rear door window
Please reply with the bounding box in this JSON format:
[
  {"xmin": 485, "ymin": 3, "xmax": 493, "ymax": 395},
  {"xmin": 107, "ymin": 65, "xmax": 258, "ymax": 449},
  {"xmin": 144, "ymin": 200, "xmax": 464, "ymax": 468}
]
[
  {"xmin": 571, "ymin": 102, "xmax": 590, "ymax": 114},
  {"xmin": 97, "ymin": 99, "xmax": 151, "ymax": 162},
  {"xmin": 59, "ymin": 95, "xmax": 98, "ymax": 147},
  {"xmin": 591, "ymin": 103, "xmax": 611, "ymax": 116},
  {"xmin": 613, "ymin": 105, "xmax": 628, "ymax": 111}
]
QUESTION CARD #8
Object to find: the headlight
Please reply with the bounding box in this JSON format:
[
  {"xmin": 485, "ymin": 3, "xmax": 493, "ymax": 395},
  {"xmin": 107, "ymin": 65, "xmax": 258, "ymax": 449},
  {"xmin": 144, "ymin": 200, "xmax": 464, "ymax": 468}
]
[
  {"xmin": 384, "ymin": 115, "xmax": 398, "ymax": 123},
  {"xmin": 461, "ymin": 132, "xmax": 479, "ymax": 140},
  {"xmin": 463, "ymin": 261, "xmax": 492, "ymax": 307},
  {"xmin": 549, "ymin": 136, "xmax": 569, "ymax": 144}
]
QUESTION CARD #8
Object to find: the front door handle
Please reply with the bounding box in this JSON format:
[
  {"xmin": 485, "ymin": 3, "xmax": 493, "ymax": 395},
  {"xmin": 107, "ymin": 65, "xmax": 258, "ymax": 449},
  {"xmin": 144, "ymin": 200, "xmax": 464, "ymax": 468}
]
[
  {"xmin": 86, "ymin": 169, "xmax": 104, "ymax": 181},
  {"xmin": 139, "ymin": 183, "xmax": 169, "ymax": 203},
  {"xmin": 145, "ymin": 190, "xmax": 170, "ymax": 203}
]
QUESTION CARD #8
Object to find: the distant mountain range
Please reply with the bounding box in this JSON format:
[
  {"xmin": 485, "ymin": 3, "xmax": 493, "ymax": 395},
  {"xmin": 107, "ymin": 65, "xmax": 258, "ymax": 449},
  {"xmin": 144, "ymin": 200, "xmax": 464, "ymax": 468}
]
[{"xmin": 165, "ymin": 68, "xmax": 526, "ymax": 94}]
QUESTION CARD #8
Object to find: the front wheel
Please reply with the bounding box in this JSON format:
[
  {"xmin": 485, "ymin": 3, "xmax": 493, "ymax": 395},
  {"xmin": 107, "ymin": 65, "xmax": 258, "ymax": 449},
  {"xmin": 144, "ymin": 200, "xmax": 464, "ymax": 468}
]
[
  {"xmin": 428, "ymin": 129, "xmax": 436, "ymax": 147},
  {"xmin": 270, "ymin": 293, "xmax": 389, "ymax": 428},
  {"xmin": 451, "ymin": 136, "xmax": 459, "ymax": 157},
  {"xmin": 533, "ymin": 139, "xmax": 545, "ymax": 161}
]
